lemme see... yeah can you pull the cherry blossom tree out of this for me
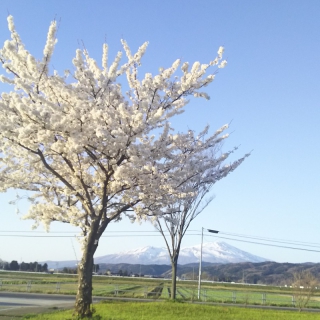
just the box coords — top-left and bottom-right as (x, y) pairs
(153, 145), (248, 300)
(1, 16), (234, 317)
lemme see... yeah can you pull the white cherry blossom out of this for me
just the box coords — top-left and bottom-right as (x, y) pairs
(0, 16), (246, 316)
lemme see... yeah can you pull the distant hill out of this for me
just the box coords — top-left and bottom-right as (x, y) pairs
(177, 261), (320, 285)
(96, 261), (320, 286)
(39, 241), (320, 285)
(40, 241), (320, 286)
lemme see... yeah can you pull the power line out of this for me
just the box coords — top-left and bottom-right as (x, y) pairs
(219, 231), (320, 248)
(1, 228), (320, 245)
(2, 228), (320, 254)
(0, 230), (199, 234)
(1, 229), (320, 248)
(205, 234), (320, 253)
(0, 233), (199, 238)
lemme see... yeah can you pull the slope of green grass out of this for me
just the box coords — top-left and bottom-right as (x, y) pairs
(24, 301), (320, 320)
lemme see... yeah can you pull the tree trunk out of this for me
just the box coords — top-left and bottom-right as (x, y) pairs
(73, 216), (110, 318)
(171, 258), (178, 300)
(74, 244), (95, 318)
(73, 217), (110, 318)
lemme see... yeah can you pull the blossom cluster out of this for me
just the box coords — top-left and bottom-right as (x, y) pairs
(0, 16), (240, 239)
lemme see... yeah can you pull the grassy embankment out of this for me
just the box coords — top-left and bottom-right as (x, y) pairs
(24, 301), (320, 320)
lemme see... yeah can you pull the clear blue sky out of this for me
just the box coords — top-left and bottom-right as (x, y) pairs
(0, 0), (319, 264)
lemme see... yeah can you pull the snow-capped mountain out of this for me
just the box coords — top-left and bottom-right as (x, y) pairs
(43, 242), (268, 269)
(94, 241), (267, 265)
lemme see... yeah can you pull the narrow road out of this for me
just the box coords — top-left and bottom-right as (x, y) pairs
(0, 292), (104, 319)
(0, 292), (76, 305)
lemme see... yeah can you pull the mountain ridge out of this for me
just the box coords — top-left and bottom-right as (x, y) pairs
(94, 241), (267, 265)
(42, 241), (268, 269)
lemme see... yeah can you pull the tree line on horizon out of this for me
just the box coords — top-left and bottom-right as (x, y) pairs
(0, 259), (48, 272)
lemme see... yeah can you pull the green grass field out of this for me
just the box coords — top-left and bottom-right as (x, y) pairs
(2, 271), (320, 309)
(24, 301), (320, 320)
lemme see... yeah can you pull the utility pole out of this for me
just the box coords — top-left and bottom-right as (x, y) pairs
(197, 228), (219, 300)
(197, 227), (204, 299)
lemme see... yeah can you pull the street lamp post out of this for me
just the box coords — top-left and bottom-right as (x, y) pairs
(197, 228), (219, 300)
(197, 227), (204, 299)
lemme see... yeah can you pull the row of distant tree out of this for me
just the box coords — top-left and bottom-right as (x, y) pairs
(105, 269), (144, 277)
(61, 264), (99, 274)
(61, 267), (77, 274)
(0, 260), (48, 272)
(0, 260), (100, 274)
